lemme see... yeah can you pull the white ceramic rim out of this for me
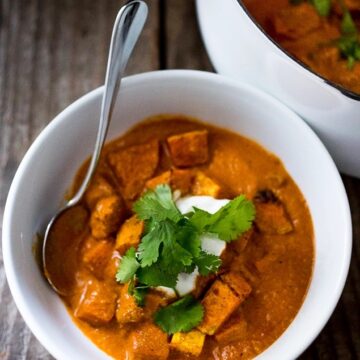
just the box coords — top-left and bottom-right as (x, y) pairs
(2, 70), (352, 360)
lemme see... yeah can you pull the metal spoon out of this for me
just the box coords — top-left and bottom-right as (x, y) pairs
(42, 0), (148, 295)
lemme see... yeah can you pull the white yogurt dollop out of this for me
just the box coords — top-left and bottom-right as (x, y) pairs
(157, 196), (229, 297)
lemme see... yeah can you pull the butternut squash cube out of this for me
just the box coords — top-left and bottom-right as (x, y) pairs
(116, 283), (144, 324)
(115, 215), (144, 255)
(127, 322), (169, 360)
(108, 140), (159, 200)
(254, 190), (293, 235)
(220, 273), (252, 301)
(192, 171), (222, 198)
(215, 318), (248, 343)
(167, 130), (209, 167)
(198, 280), (241, 335)
(103, 250), (121, 280)
(143, 290), (172, 318)
(230, 228), (254, 254)
(255, 202), (293, 235)
(145, 171), (172, 190)
(90, 195), (126, 239)
(146, 168), (193, 196)
(171, 330), (205, 356)
(192, 274), (216, 299)
(74, 279), (117, 326)
(83, 240), (113, 279)
(273, 3), (320, 40)
(254, 253), (278, 273)
(171, 168), (193, 195)
(85, 176), (115, 209)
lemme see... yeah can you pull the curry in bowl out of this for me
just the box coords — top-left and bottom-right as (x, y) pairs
(243, 0), (360, 94)
(46, 115), (314, 359)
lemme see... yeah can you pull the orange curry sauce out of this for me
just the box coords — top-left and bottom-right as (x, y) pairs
(50, 115), (314, 359)
(243, 0), (360, 94)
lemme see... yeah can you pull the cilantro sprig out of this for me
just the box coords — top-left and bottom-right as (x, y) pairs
(133, 183), (181, 222)
(338, 9), (360, 68)
(116, 184), (255, 331)
(154, 295), (204, 334)
(115, 247), (139, 283)
(311, 0), (331, 17)
(190, 195), (255, 241)
(128, 279), (148, 307)
(118, 184), (254, 290)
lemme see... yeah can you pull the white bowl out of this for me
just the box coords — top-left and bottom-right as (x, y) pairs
(196, 0), (360, 178)
(2, 70), (352, 360)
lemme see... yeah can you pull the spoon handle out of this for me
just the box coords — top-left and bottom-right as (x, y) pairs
(68, 1), (148, 206)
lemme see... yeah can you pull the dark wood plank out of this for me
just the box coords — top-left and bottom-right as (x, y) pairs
(164, 0), (212, 70)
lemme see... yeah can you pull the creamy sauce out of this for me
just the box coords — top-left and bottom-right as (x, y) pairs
(55, 115), (314, 360)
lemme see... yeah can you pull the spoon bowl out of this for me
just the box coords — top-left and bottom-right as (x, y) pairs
(43, 205), (88, 295)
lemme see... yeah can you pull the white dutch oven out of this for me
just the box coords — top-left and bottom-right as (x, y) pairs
(197, 0), (360, 177)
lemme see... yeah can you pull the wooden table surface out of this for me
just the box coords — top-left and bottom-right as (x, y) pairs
(0, 0), (359, 359)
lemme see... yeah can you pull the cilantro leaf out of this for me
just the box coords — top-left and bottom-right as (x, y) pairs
(137, 221), (168, 267)
(133, 287), (148, 307)
(341, 10), (357, 35)
(207, 196), (255, 240)
(129, 283), (149, 307)
(190, 195), (255, 242)
(337, 10), (360, 69)
(154, 295), (204, 334)
(311, 0), (331, 17)
(175, 218), (201, 257)
(116, 247), (140, 283)
(137, 260), (179, 288)
(138, 219), (193, 274)
(338, 35), (360, 68)
(188, 207), (212, 233)
(194, 251), (222, 276)
(157, 220), (194, 276)
(133, 184), (181, 222)
(182, 263), (196, 274)
(162, 237), (193, 270)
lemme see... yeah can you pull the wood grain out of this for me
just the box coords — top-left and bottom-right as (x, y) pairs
(164, 0), (212, 70)
(0, 0), (359, 359)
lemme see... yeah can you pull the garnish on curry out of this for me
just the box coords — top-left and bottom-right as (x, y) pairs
(46, 115), (314, 359)
(243, 0), (360, 94)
